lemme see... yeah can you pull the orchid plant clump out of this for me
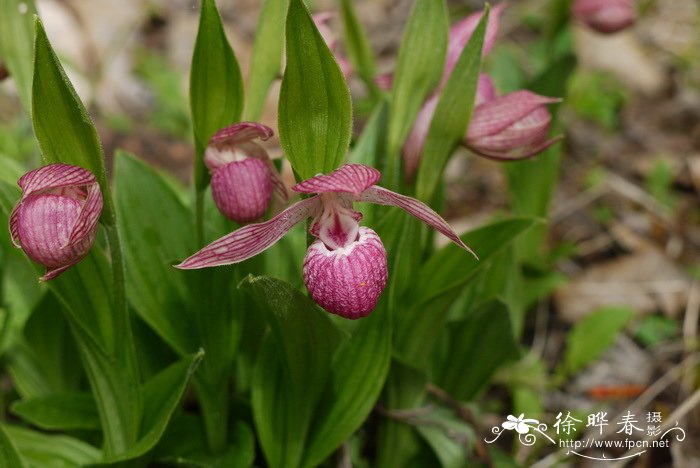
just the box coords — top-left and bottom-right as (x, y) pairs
(0, 0), (577, 466)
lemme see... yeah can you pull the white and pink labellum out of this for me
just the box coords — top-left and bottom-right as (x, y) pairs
(313, 12), (353, 79)
(9, 163), (103, 281)
(205, 122), (288, 223)
(403, 74), (496, 181)
(304, 227), (388, 319)
(572, 0), (635, 34)
(465, 90), (563, 161)
(176, 164), (473, 319)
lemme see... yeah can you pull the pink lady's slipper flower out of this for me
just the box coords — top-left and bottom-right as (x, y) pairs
(9, 163), (103, 280)
(205, 122), (288, 224)
(313, 12), (353, 79)
(464, 88), (563, 161)
(177, 164), (473, 319)
(572, 0), (635, 34)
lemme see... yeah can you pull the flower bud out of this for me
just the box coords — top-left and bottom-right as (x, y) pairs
(303, 226), (388, 319)
(464, 90), (562, 161)
(572, 0), (635, 34)
(9, 164), (103, 280)
(205, 122), (287, 224)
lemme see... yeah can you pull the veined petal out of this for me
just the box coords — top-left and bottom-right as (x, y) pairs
(402, 95), (439, 182)
(441, 3), (505, 88)
(293, 164), (381, 196)
(476, 73), (497, 106)
(360, 186), (476, 258)
(41, 258), (81, 281)
(468, 91), (561, 140)
(18, 163), (98, 197)
(470, 135), (563, 161)
(208, 122), (273, 146)
(176, 196), (321, 269)
(8, 202), (22, 248)
(65, 181), (103, 248)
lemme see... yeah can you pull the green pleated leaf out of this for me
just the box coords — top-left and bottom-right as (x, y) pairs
(3, 425), (101, 467)
(415, 7), (488, 201)
(190, 0), (244, 191)
(303, 310), (392, 467)
(31, 17), (113, 221)
(105, 350), (204, 463)
(437, 300), (521, 400)
(0, 0), (36, 111)
(347, 98), (388, 168)
(0, 425), (28, 468)
(11, 393), (100, 431)
(114, 151), (197, 356)
(385, 0), (447, 186)
(243, 275), (343, 468)
(340, 0), (377, 90)
(245, 0), (289, 121)
(278, 0), (352, 179)
(395, 218), (539, 367)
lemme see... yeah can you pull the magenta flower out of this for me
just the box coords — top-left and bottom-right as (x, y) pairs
(9, 163), (103, 280)
(313, 12), (353, 79)
(572, 0), (635, 34)
(176, 164), (473, 319)
(464, 89), (563, 161)
(205, 122), (288, 224)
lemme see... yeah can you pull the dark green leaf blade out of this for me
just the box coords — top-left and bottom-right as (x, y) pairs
(190, 0), (244, 191)
(303, 310), (391, 467)
(245, 0), (289, 121)
(243, 275), (343, 468)
(278, 0), (352, 179)
(415, 7), (488, 201)
(340, 0), (377, 90)
(437, 300), (521, 400)
(385, 0), (448, 186)
(0, 425), (28, 468)
(114, 151), (197, 356)
(4, 425), (101, 467)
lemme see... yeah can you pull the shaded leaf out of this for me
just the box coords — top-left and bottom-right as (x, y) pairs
(340, 0), (377, 89)
(4, 425), (101, 467)
(0, 425), (28, 468)
(0, 0), (36, 111)
(11, 393), (100, 431)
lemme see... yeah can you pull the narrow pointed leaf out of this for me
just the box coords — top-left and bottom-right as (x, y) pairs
(31, 18), (113, 221)
(385, 0), (448, 186)
(245, 0), (289, 120)
(303, 310), (391, 467)
(415, 7), (488, 201)
(279, 0), (352, 179)
(0, 0), (36, 110)
(190, 0), (244, 191)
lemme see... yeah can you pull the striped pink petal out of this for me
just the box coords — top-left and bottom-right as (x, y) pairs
(18, 163), (98, 197)
(65, 180), (102, 249)
(472, 135), (564, 161)
(441, 3), (505, 89)
(293, 164), (381, 196)
(211, 158), (274, 223)
(360, 185), (476, 258)
(175, 196), (321, 269)
(208, 122), (273, 146)
(475, 73), (497, 106)
(467, 91), (561, 140)
(572, 0), (634, 34)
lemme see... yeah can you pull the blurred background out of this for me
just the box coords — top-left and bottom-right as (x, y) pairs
(1, 0), (699, 465)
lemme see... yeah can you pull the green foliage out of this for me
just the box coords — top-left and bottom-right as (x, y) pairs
(568, 70), (627, 129)
(190, 0), (244, 191)
(0, 0), (36, 111)
(415, 6), (487, 201)
(385, 0), (448, 187)
(563, 307), (634, 376)
(278, 0), (352, 179)
(340, 0), (378, 92)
